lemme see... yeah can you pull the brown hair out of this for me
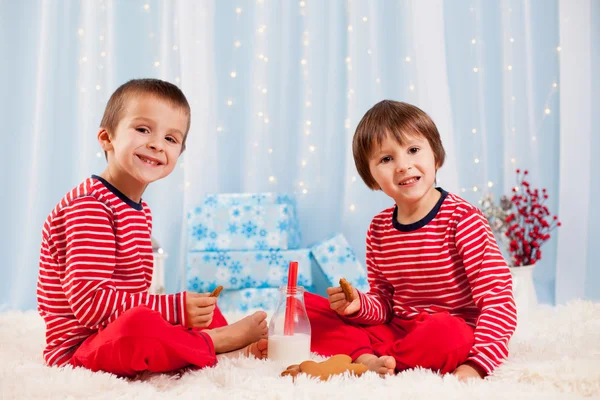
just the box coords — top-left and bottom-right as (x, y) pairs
(352, 100), (446, 189)
(100, 78), (191, 154)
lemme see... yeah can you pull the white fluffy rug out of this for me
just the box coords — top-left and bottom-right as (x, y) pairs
(2, 301), (600, 400)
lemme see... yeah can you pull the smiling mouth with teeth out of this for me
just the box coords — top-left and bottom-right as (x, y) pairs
(136, 155), (162, 166)
(399, 176), (421, 185)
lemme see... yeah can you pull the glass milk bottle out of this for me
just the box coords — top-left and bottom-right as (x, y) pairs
(268, 286), (311, 366)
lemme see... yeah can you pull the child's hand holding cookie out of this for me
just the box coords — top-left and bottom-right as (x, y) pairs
(326, 278), (360, 316)
(184, 292), (217, 328)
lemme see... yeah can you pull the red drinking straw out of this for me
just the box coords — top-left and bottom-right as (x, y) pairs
(284, 261), (298, 336)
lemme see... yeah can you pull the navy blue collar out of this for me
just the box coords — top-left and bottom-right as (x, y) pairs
(392, 187), (448, 232)
(92, 175), (143, 210)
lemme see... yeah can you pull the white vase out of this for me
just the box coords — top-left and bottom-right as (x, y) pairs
(509, 264), (538, 318)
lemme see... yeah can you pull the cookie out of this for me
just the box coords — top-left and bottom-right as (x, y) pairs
(339, 278), (355, 302)
(209, 285), (223, 297)
(281, 354), (368, 381)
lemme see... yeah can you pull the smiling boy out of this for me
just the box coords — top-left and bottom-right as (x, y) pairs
(37, 79), (268, 377)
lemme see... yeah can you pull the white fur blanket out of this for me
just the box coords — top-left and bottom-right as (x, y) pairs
(1, 301), (599, 399)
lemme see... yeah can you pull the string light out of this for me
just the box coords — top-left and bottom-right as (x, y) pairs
(234, 41), (241, 48)
(309, 145), (316, 152)
(299, 1), (306, 7)
(305, 120), (311, 126)
(99, 35), (104, 41)
(349, 204), (356, 211)
(347, 25), (353, 32)
(269, 176), (276, 183)
(305, 101), (311, 107)
(302, 188), (308, 194)
(298, 181), (304, 187)
(488, 181), (493, 188)
(143, 4), (150, 11)
(544, 108), (551, 115)
(258, 112), (263, 117)
(235, 7), (242, 15)
(173, 45), (179, 51)
(556, 46), (561, 52)
(351, 176), (357, 183)
(96, 152), (102, 158)
(471, 38), (477, 44)
(227, 99), (233, 106)
(473, 67), (479, 73)
(230, 71), (237, 78)
(473, 186), (479, 192)
(78, 28), (84, 36)
(96, 85), (101, 90)
(100, 51), (106, 57)
(507, 65), (513, 71)
(405, 56), (411, 62)
(301, 160), (307, 167)
(409, 83), (415, 91)
(474, 157), (480, 164)
(216, 126), (223, 132)
(362, 17), (368, 22)
(553, 82), (558, 88)
(472, 128), (477, 133)
(153, 61), (160, 67)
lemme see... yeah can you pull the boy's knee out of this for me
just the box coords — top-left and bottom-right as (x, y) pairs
(423, 313), (474, 355)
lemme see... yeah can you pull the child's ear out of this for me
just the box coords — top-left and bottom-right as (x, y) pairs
(97, 128), (113, 151)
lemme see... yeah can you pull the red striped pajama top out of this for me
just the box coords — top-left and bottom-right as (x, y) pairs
(37, 175), (186, 367)
(350, 188), (516, 374)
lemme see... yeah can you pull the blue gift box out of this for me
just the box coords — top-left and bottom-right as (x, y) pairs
(187, 193), (301, 251)
(186, 249), (313, 292)
(310, 233), (370, 292)
(216, 288), (281, 313)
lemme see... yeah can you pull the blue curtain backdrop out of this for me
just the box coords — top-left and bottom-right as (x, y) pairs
(1, 0), (598, 310)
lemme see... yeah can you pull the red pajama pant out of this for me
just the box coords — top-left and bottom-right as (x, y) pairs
(305, 293), (474, 374)
(70, 305), (228, 377)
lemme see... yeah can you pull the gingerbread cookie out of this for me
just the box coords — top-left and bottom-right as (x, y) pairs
(281, 354), (368, 381)
(339, 278), (355, 302)
(209, 285), (223, 298)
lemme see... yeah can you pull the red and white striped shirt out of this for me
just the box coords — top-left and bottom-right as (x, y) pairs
(351, 189), (516, 374)
(37, 176), (187, 367)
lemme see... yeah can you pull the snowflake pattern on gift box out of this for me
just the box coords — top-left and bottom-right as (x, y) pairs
(187, 193), (301, 251)
(213, 251), (230, 266)
(266, 249), (283, 265)
(228, 223), (238, 234)
(189, 276), (200, 291)
(204, 196), (218, 207)
(241, 276), (257, 288)
(193, 224), (208, 241)
(241, 221), (258, 238)
(254, 240), (269, 251)
(228, 261), (243, 274)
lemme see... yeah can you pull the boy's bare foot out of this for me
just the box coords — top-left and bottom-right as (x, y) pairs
(205, 311), (268, 354)
(218, 338), (268, 360)
(355, 354), (396, 375)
